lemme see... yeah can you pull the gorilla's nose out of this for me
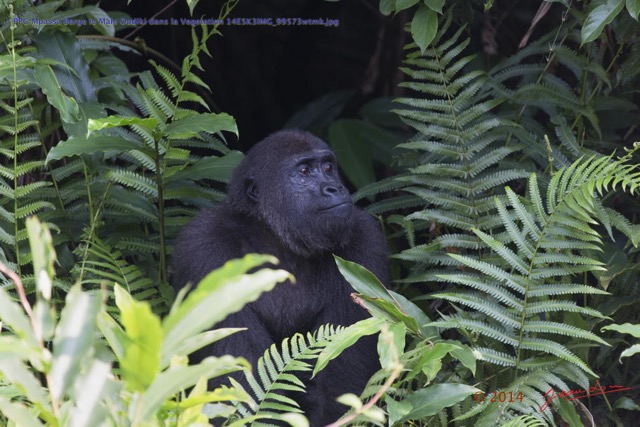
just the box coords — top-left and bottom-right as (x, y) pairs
(322, 184), (341, 196)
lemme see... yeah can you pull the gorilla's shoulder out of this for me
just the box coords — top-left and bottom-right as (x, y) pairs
(179, 205), (246, 239)
(351, 207), (384, 238)
(171, 205), (248, 287)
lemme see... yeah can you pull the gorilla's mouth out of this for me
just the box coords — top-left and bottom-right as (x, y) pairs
(319, 202), (352, 211)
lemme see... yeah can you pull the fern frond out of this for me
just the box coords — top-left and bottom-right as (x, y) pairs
(106, 169), (158, 197)
(235, 325), (343, 423)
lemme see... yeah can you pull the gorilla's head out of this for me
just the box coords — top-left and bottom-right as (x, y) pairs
(227, 130), (354, 256)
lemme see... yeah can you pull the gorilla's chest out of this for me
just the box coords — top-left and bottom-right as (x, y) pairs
(250, 257), (348, 340)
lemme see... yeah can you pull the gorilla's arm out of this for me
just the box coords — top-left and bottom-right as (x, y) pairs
(171, 206), (243, 288)
(171, 207), (276, 367)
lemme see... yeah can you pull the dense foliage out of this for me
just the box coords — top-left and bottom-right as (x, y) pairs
(1, 0), (640, 426)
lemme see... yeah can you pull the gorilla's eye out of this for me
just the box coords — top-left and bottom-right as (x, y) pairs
(323, 163), (333, 173)
(299, 166), (311, 176)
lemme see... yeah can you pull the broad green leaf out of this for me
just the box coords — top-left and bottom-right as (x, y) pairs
(602, 322), (640, 338)
(356, 295), (421, 335)
(34, 64), (80, 124)
(68, 349), (117, 427)
(389, 290), (438, 339)
(50, 285), (102, 401)
(399, 384), (480, 421)
(0, 395), (44, 427)
(313, 317), (385, 376)
(449, 343), (476, 376)
(417, 343), (461, 381)
(166, 151), (243, 183)
(26, 217), (55, 301)
(334, 256), (394, 302)
(424, 0), (445, 13)
(411, 5), (438, 54)
(46, 135), (141, 163)
(627, 0), (640, 20)
(86, 6), (116, 36)
(0, 360), (54, 421)
(335, 256), (436, 337)
(115, 284), (163, 391)
(581, 0), (625, 44)
(387, 396), (413, 426)
(97, 311), (126, 361)
(378, 322), (405, 370)
(165, 112), (238, 139)
(32, 32), (96, 102)
(187, 0), (201, 16)
(0, 283), (38, 347)
(327, 120), (377, 189)
(555, 394), (584, 427)
(0, 335), (37, 359)
(88, 116), (159, 132)
(620, 344), (640, 359)
(162, 255), (292, 359)
(161, 328), (245, 368)
(396, 0), (421, 11)
(136, 356), (248, 422)
(379, 0), (396, 16)
(614, 396), (640, 410)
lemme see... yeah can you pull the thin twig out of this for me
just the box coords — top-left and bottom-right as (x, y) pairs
(0, 261), (34, 322)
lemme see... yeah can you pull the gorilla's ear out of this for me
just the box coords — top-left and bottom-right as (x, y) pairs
(245, 178), (259, 202)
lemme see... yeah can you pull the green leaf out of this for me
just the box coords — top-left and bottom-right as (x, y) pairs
(49, 285), (102, 401)
(627, 0), (640, 20)
(313, 317), (385, 376)
(33, 64), (80, 123)
(378, 322), (406, 370)
(424, 0), (446, 13)
(581, 0), (625, 44)
(416, 342), (462, 381)
(68, 349), (117, 427)
(335, 256), (396, 302)
(396, 0), (421, 11)
(97, 311), (127, 361)
(187, 0), (201, 15)
(162, 255), (292, 360)
(327, 120), (383, 189)
(411, 5), (438, 54)
(136, 356), (248, 422)
(46, 135), (141, 163)
(166, 151), (243, 183)
(602, 322), (640, 338)
(555, 394), (584, 427)
(26, 217), (55, 301)
(335, 256), (437, 337)
(88, 116), (159, 132)
(620, 343), (640, 359)
(32, 32), (96, 102)
(0, 284), (38, 347)
(115, 284), (163, 391)
(0, 395), (44, 427)
(164, 112), (238, 139)
(0, 360), (54, 421)
(399, 384), (480, 421)
(379, 0), (396, 16)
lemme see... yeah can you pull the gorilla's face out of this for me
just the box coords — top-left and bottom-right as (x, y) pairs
(286, 149), (353, 217)
(227, 130), (355, 257)
(266, 148), (354, 256)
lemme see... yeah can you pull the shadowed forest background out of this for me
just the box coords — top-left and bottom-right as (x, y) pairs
(1, 0), (640, 426)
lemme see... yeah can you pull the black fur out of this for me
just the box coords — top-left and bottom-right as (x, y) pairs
(171, 129), (389, 425)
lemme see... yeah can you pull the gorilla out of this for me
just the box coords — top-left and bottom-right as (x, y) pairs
(171, 129), (389, 425)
